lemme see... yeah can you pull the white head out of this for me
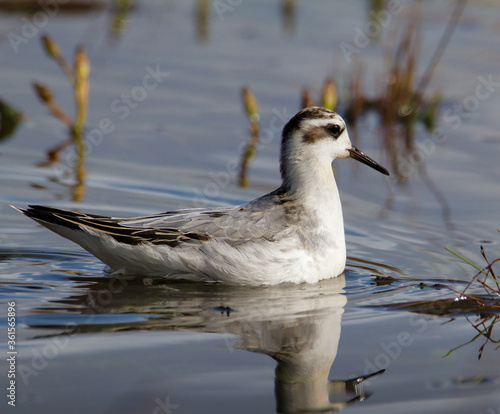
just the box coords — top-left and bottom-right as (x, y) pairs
(280, 107), (389, 193)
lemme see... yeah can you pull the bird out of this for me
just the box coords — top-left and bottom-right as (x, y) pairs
(15, 107), (389, 285)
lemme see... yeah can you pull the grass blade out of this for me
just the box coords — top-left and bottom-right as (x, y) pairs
(445, 248), (488, 275)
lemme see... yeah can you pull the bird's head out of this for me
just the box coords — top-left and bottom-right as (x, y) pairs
(280, 107), (389, 185)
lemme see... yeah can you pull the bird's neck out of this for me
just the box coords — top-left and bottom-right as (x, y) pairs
(279, 146), (345, 249)
(280, 152), (340, 205)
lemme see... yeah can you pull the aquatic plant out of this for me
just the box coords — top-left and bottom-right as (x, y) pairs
(0, 99), (24, 141)
(443, 245), (500, 359)
(378, 243), (499, 359)
(344, 0), (466, 182)
(109, 0), (134, 40)
(32, 34), (90, 201)
(446, 246), (500, 305)
(300, 78), (338, 111)
(237, 1), (465, 189)
(232, 1), (464, 193)
(238, 86), (260, 188)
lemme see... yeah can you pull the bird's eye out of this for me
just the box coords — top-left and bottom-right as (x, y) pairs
(328, 124), (342, 138)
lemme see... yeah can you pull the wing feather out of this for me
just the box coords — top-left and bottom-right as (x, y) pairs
(20, 191), (292, 248)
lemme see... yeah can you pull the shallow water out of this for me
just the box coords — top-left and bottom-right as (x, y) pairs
(1, 1), (500, 413)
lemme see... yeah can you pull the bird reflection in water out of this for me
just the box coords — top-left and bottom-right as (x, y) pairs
(32, 273), (384, 412)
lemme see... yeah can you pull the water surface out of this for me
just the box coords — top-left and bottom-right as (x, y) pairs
(1, 1), (500, 413)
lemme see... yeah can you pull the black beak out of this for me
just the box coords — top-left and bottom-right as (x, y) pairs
(348, 147), (390, 176)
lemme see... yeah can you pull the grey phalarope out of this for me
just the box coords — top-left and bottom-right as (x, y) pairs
(15, 107), (389, 285)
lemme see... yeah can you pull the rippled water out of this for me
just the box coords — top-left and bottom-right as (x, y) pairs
(1, 1), (500, 413)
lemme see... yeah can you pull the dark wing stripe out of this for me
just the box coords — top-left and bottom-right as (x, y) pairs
(184, 232), (211, 241)
(23, 205), (211, 248)
(202, 211), (229, 218)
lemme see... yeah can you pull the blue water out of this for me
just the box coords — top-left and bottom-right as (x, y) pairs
(1, 1), (500, 413)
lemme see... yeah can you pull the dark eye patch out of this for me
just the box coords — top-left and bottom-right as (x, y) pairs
(328, 124), (342, 138)
(302, 123), (344, 144)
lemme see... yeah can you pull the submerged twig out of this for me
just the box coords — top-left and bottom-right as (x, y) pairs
(445, 315), (499, 360)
